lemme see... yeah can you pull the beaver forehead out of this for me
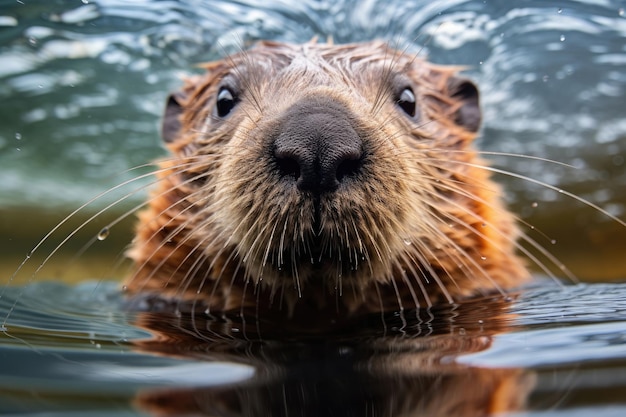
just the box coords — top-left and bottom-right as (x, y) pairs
(228, 41), (418, 88)
(247, 40), (407, 68)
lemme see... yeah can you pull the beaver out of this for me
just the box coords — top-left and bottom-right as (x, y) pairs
(124, 40), (530, 317)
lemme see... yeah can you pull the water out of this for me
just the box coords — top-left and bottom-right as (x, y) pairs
(2, 281), (626, 416)
(1, 0), (626, 416)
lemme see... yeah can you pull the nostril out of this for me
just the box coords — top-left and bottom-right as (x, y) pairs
(275, 154), (301, 181)
(336, 156), (362, 183)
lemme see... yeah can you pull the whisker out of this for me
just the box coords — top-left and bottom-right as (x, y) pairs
(373, 281), (388, 333)
(405, 149), (626, 228)
(397, 252), (432, 309)
(484, 164), (625, 227)
(3, 167), (156, 288)
(402, 229), (457, 303)
(395, 257), (422, 311)
(388, 271), (405, 314)
(418, 172), (574, 283)
(1, 161), (218, 325)
(377, 143), (597, 250)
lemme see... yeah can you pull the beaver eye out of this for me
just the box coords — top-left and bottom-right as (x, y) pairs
(397, 87), (416, 118)
(215, 87), (237, 118)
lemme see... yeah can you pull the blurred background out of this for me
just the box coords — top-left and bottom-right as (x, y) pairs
(1, 0), (625, 284)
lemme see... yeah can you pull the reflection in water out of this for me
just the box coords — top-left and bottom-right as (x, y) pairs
(3, 282), (626, 415)
(130, 295), (535, 417)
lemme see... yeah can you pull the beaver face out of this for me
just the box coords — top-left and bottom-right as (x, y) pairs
(126, 41), (528, 314)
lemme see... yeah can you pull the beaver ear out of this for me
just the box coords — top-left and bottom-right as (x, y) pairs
(449, 77), (481, 132)
(161, 92), (185, 143)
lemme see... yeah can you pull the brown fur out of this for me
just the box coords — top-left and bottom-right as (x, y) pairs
(124, 40), (529, 316)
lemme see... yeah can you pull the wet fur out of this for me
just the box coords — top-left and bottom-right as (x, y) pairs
(125, 40), (530, 316)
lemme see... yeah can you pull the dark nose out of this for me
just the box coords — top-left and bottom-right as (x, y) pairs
(273, 99), (363, 193)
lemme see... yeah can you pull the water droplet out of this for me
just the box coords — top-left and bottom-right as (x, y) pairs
(403, 239), (412, 246)
(479, 61), (483, 65)
(95, 343), (101, 349)
(542, 75), (549, 82)
(478, 319), (484, 324)
(480, 256), (487, 261)
(26, 250), (32, 259)
(557, 8), (563, 14)
(619, 8), (624, 17)
(531, 202), (538, 208)
(559, 34), (565, 42)
(15, 132), (21, 140)
(82, 0), (89, 3)
(121, 285), (128, 292)
(97, 227), (109, 241)
(551, 239), (557, 245)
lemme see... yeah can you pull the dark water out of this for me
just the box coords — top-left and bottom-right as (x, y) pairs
(1, 0), (626, 416)
(2, 281), (626, 416)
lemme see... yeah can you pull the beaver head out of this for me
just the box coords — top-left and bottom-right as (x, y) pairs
(125, 40), (528, 315)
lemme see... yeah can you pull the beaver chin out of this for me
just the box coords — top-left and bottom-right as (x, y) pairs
(262, 239), (375, 290)
(238, 197), (394, 293)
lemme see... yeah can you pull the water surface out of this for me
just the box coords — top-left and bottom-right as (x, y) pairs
(2, 282), (626, 416)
